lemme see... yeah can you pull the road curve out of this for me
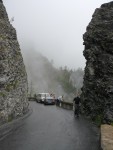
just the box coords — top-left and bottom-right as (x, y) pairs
(0, 101), (100, 150)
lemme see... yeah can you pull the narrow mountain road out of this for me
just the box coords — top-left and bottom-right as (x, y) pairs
(0, 101), (100, 150)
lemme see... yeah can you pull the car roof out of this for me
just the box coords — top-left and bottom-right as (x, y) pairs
(38, 93), (49, 94)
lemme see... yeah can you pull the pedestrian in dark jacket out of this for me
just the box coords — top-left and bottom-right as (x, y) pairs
(73, 96), (81, 117)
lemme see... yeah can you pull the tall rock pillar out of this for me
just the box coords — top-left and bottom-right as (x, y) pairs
(81, 2), (113, 124)
(0, 1), (28, 124)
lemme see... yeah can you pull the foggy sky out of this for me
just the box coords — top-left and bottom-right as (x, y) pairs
(4, 0), (111, 69)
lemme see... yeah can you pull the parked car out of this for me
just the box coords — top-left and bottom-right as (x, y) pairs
(36, 93), (55, 105)
(36, 93), (50, 103)
(44, 95), (55, 105)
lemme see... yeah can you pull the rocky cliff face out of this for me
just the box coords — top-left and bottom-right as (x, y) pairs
(81, 2), (113, 124)
(0, 1), (28, 124)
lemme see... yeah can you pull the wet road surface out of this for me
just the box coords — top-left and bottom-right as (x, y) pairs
(0, 101), (100, 150)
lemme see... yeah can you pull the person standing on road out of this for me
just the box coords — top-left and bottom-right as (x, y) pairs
(73, 94), (81, 117)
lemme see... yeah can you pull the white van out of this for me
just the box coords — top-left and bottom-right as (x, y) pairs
(36, 93), (55, 105)
(36, 93), (51, 103)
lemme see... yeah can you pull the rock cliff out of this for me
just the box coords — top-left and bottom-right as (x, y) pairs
(81, 2), (113, 124)
(0, 1), (28, 124)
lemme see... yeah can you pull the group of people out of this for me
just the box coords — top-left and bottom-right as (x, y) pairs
(56, 95), (63, 105)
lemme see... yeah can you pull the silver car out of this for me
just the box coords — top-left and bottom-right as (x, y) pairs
(44, 95), (55, 105)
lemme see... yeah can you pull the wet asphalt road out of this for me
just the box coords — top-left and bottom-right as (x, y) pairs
(0, 101), (100, 150)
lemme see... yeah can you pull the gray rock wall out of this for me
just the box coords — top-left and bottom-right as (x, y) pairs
(81, 2), (113, 124)
(0, 1), (28, 125)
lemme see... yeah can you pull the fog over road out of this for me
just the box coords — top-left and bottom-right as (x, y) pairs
(0, 102), (100, 150)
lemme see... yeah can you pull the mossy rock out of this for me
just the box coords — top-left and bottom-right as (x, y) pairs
(93, 114), (103, 127)
(0, 92), (5, 97)
(5, 80), (19, 92)
(8, 114), (13, 122)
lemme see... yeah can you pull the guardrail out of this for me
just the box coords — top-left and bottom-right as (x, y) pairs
(56, 101), (73, 110)
(28, 97), (36, 101)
